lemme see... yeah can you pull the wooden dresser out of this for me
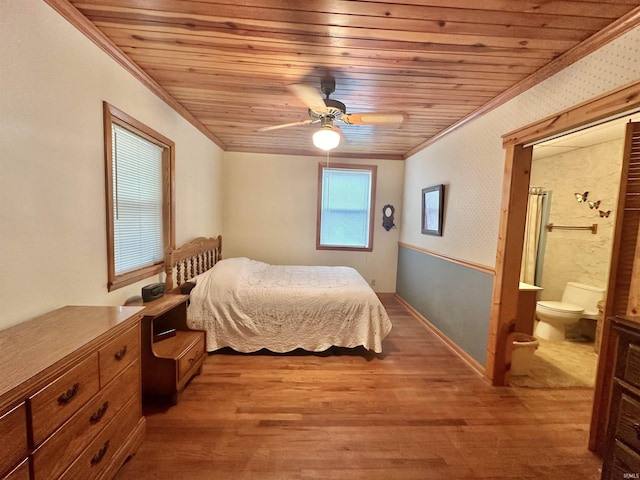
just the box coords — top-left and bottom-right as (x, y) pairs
(0, 305), (146, 480)
(602, 315), (640, 478)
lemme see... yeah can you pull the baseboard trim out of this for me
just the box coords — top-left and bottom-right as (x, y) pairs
(394, 293), (486, 379)
(376, 292), (396, 300)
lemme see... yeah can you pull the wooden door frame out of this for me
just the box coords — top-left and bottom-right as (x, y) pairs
(486, 81), (640, 451)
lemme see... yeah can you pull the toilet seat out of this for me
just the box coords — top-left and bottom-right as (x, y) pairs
(536, 301), (584, 314)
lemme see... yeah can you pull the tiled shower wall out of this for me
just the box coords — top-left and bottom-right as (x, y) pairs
(531, 138), (625, 301)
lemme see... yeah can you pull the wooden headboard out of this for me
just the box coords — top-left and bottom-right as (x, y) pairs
(165, 235), (222, 291)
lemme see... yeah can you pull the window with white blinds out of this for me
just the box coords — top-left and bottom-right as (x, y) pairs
(317, 163), (376, 251)
(104, 102), (174, 291)
(112, 124), (164, 274)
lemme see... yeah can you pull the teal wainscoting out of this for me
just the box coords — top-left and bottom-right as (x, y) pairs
(396, 245), (494, 366)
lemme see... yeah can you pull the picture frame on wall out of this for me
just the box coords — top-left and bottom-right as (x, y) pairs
(421, 184), (444, 236)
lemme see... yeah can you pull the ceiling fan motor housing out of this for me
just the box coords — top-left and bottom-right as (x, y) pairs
(311, 77), (346, 119)
(309, 98), (346, 120)
(265, 76), (405, 132)
(325, 98), (346, 114)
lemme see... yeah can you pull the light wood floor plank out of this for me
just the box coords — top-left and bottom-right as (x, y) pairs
(116, 296), (601, 479)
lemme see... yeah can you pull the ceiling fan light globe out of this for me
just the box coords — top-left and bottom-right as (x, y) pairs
(313, 126), (341, 151)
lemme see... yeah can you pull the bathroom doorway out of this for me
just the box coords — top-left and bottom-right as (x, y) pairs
(489, 80), (640, 454)
(514, 118), (633, 387)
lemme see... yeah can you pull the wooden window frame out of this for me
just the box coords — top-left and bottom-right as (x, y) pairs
(316, 163), (377, 252)
(103, 102), (175, 291)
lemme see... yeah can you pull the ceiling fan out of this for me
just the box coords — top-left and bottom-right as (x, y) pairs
(258, 77), (407, 150)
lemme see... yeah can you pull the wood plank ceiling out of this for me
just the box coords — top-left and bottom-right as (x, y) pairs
(63, 0), (640, 159)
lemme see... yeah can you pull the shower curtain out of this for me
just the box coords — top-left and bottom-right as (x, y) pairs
(520, 187), (545, 284)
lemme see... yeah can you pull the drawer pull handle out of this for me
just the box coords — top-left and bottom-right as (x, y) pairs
(90, 401), (109, 424)
(91, 440), (109, 466)
(189, 350), (203, 363)
(114, 345), (128, 361)
(633, 423), (640, 440)
(57, 383), (80, 405)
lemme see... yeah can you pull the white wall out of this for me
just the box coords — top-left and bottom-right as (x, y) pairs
(0, 0), (224, 329)
(401, 27), (640, 269)
(223, 152), (404, 292)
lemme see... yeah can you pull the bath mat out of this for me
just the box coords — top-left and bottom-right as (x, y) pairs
(510, 338), (597, 388)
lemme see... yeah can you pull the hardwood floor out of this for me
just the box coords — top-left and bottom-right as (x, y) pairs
(116, 296), (602, 480)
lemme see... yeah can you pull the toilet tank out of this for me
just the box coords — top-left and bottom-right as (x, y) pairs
(562, 282), (605, 314)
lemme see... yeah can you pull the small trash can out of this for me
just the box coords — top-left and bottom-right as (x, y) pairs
(511, 333), (539, 376)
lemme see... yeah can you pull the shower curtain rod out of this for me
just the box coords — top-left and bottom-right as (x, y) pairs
(546, 223), (598, 234)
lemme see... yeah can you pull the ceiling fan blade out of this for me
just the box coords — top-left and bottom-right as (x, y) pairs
(257, 119), (314, 132)
(288, 83), (328, 113)
(341, 113), (407, 125)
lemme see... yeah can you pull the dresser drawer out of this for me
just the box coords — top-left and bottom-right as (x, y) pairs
(0, 403), (27, 476)
(30, 353), (100, 446)
(623, 343), (640, 390)
(2, 459), (29, 480)
(610, 439), (640, 477)
(32, 362), (140, 480)
(178, 334), (205, 380)
(616, 392), (640, 452)
(58, 394), (141, 480)
(99, 325), (140, 387)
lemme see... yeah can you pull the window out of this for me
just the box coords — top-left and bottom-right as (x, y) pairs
(104, 102), (174, 291)
(317, 163), (377, 251)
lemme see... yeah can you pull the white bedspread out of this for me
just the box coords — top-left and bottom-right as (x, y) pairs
(187, 257), (392, 353)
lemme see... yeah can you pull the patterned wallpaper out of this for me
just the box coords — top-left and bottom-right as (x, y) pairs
(401, 27), (640, 269)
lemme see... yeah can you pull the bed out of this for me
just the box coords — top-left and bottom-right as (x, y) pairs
(165, 236), (392, 353)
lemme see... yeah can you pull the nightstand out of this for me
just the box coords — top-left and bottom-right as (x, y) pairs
(135, 294), (206, 404)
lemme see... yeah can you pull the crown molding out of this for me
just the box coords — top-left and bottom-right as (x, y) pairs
(42, 0), (226, 150)
(404, 7), (640, 159)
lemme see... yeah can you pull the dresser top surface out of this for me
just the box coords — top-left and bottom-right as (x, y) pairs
(0, 305), (144, 400)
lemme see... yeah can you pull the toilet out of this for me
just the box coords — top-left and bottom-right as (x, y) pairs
(534, 282), (605, 341)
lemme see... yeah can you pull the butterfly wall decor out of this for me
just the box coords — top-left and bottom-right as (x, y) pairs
(572, 191), (611, 218)
(575, 191), (588, 202)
